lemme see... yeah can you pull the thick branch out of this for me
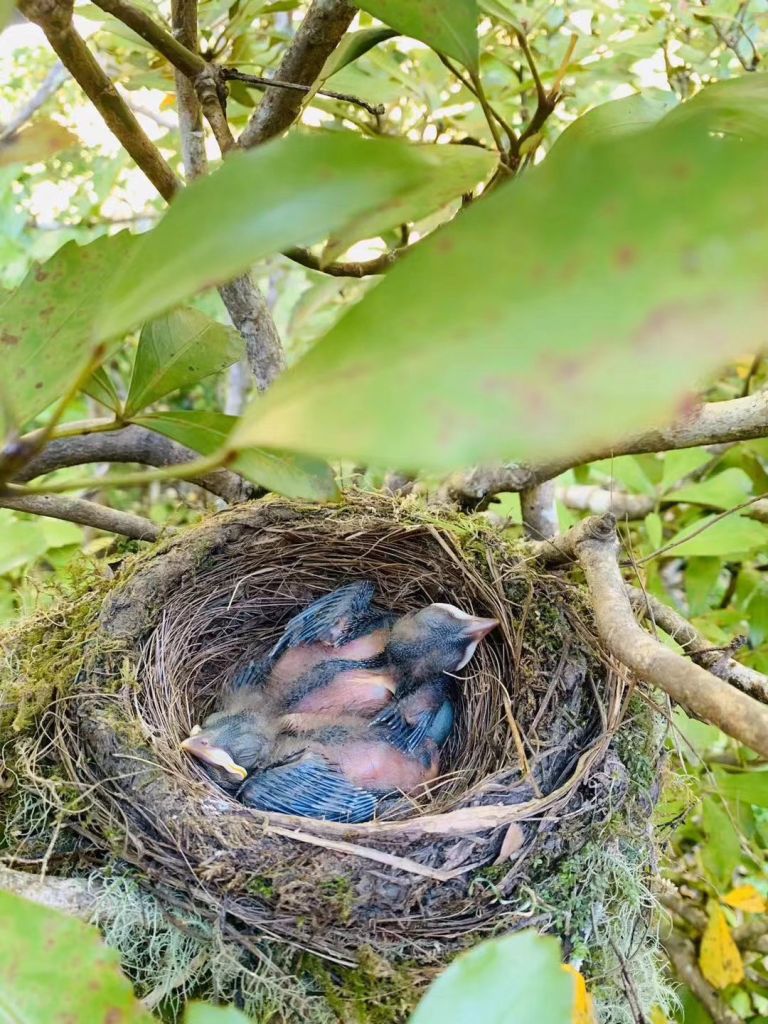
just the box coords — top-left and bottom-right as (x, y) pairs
(448, 392), (768, 503)
(520, 481), (558, 540)
(628, 587), (768, 703)
(530, 514), (768, 756)
(0, 62), (68, 140)
(0, 866), (97, 919)
(218, 277), (284, 391)
(0, 493), (162, 541)
(13, 425), (252, 504)
(239, 0), (356, 149)
(91, 0), (205, 78)
(18, 0), (179, 202)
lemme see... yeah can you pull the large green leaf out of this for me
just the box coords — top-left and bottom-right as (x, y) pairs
(701, 797), (741, 889)
(134, 410), (339, 500)
(0, 890), (152, 1024)
(409, 931), (572, 1024)
(322, 26), (399, 78)
(229, 124), (768, 472)
(664, 515), (768, 559)
(0, 233), (136, 435)
(661, 73), (768, 139)
(665, 468), (753, 510)
(96, 134), (466, 343)
(355, 1), (479, 71)
(323, 143), (497, 262)
(125, 307), (243, 416)
(714, 769), (768, 808)
(550, 91), (678, 158)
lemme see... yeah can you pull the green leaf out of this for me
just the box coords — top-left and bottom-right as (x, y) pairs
(664, 515), (768, 559)
(354, 0), (478, 71)
(96, 134), (463, 343)
(701, 797), (741, 889)
(662, 447), (713, 486)
(231, 125), (768, 471)
(83, 365), (122, 413)
(0, 233), (136, 435)
(551, 91), (679, 157)
(323, 143), (497, 262)
(665, 468), (753, 509)
(0, 517), (48, 574)
(645, 512), (663, 550)
(685, 557), (722, 616)
(409, 931), (572, 1024)
(0, 119), (78, 168)
(323, 26), (399, 78)
(661, 73), (768, 140)
(134, 411), (339, 500)
(714, 769), (768, 808)
(0, 890), (152, 1024)
(185, 1004), (252, 1024)
(125, 307), (243, 416)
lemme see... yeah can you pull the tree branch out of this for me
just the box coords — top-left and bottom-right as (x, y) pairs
(238, 0), (356, 149)
(218, 276), (284, 392)
(91, 0), (205, 78)
(0, 62), (68, 141)
(0, 493), (162, 541)
(12, 425), (252, 504)
(0, 865), (98, 919)
(283, 244), (400, 277)
(661, 928), (741, 1024)
(18, 0), (179, 202)
(222, 67), (384, 119)
(530, 513), (768, 756)
(447, 392), (768, 504)
(171, 0), (207, 179)
(628, 587), (768, 703)
(520, 481), (558, 539)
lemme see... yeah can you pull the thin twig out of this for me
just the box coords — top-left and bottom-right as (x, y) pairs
(222, 67), (384, 118)
(0, 492), (162, 541)
(0, 63), (69, 141)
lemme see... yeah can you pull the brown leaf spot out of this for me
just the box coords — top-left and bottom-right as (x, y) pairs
(34, 266), (48, 281)
(0, 331), (19, 346)
(436, 236), (454, 254)
(671, 161), (691, 180)
(35, 381), (44, 389)
(614, 245), (636, 269)
(104, 1008), (125, 1024)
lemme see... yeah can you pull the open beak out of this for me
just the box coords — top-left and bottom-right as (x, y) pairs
(456, 616), (499, 670)
(181, 734), (248, 780)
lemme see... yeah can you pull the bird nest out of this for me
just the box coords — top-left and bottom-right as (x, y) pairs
(2, 493), (665, 1019)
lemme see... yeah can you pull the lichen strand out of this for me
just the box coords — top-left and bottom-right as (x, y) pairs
(0, 493), (666, 1022)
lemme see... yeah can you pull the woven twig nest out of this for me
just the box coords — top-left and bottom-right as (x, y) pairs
(4, 493), (664, 1017)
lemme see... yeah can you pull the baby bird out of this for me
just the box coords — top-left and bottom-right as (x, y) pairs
(372, 603), (499, 752)
(236, 604), (498, 822)
(181, 581), (393, 785)
(237, 715), (441, 823)
(234, 580), (396, 717)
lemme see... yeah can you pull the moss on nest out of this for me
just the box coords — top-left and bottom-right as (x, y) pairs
(0, 492), (670, 1021)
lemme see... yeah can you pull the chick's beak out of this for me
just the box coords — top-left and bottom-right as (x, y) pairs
(180, 733), (248, 780)
(463, 616), (499, 641)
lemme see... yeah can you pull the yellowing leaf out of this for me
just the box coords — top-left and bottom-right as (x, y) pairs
(160, 94), (176, 110)
(722, 885), (767, 913)
(699, 902), (744, 989)
(649, 1007), (669, 1024)
(562, 964), (597, 1024)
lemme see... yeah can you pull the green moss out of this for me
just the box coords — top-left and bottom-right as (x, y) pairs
(304, 948), (421, 1024)
(246, 876), (275, 899)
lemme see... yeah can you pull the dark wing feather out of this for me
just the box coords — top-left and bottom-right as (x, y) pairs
(269, 581), (377, 657)
(238, 761), (376, 823)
